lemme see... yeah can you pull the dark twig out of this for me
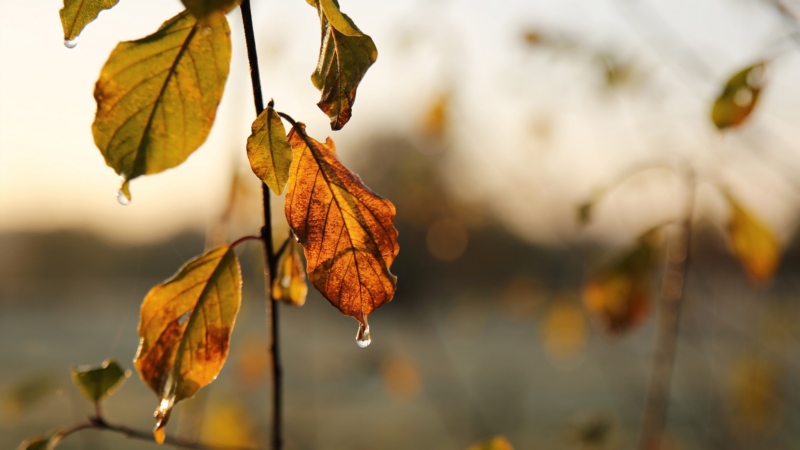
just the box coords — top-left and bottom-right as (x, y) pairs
(52, 416), (261, 450)
(638, 171), (695, 450)
(240, 1), (282, 449)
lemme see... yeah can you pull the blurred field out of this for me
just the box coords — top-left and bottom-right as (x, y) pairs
(2, 220), (799, 449)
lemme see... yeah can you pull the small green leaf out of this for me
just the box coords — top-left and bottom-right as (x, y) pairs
(181, 0), (241, 21)
(246, 101), (292, 195)
(92, 11), (232, 188)
(5, 374), (60, 415)
(309, 0), (377, 130)
(70, 359), (130, 402)
(60, 0), (119, 43)
(711, 63), (766, 130)
(17, 429), (64, 450)
(133, 245), (242, 440)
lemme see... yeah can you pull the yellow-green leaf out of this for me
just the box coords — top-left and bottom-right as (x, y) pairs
(711, 63), (766, 130)
(92, 11), (231, 187)
(725, 194), (781, 285)
(318, 0), (360, 36)
(309, 0), (377, 130)
(70, 359), (131, 402)
(60, 0), (119, 44)
(468, 436), (514, 450)
(133, 245), (242, 440)
(272, 238), (308, 306)
(246, 102), (292, 195)
(284, 123), (399, 326)
(181, 0), (241, 21)
(582, 231), (658, 335)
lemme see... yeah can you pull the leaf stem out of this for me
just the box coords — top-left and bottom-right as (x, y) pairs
(240, 2), (282, 449)
(51, 416), (261, 450)
(230, 234), (262, 249)
(276, 111), (299, 129)
(638, 171), (696, 450)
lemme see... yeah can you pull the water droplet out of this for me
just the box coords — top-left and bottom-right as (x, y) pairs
(64, 37), (79, 49)
(356, 322), (371, 348)
(281, 275), (291, 288)
(117, 190), (130, 205)
(117, 179), (131, 205)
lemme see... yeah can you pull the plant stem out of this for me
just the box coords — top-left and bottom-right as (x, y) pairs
(638, 174), (695, 450)
(52, 416), (260, 450)
(240, 2), (282, 449)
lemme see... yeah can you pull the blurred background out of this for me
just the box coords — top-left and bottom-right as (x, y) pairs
(2, 0), (800, 449)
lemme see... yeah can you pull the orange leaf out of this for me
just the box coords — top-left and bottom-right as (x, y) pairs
(582, 231), (658, 335)
(133, 245), (242, 438)
(284, 123), (399, 326)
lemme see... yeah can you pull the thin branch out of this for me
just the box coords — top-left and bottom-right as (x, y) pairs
(638, 171), (696, 450)
(52, 416), (261, 450)
(276, 111), (300, 130)
(230, 235), (262, 249)
(239, 2), (283, 450)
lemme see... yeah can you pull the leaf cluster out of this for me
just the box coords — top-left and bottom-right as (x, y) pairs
(48, 0), (399, 444)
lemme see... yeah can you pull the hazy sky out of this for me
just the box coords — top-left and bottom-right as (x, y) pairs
(1, 0), (799, 244)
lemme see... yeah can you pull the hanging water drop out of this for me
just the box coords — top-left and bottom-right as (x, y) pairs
(117, 189), (130, 205)
(117, 178), (131, 206)
(64, 37), (79, 49)
(355, 322), (371, 348)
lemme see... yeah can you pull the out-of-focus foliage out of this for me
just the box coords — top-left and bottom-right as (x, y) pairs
(540, 299), (587, 366)
(727, 355), (781, 434)
(284, 123), (399, 326)
(725, 193), (780, 285)
(582, 231), (660, 335)
(468, 435), (514, 450)
(199, 400), (257, 447)
(4, 375), (60, 416)
(272, 238), (308, 306)
(246, 102), (292, 195)
(380, 353), (422, 400)
(309, 0), (377, 130)
(133, 245), (242, 441)
(59, 0), (118, 42)
(233, 335), (271, 388)
(422, 92), (450, 137)
(569, 415), (616, 450)
(92, 11), (231, 197)
(711, 63), (766, 129)
(426, 218), (468, 262)
(70, 359), (130, 402)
